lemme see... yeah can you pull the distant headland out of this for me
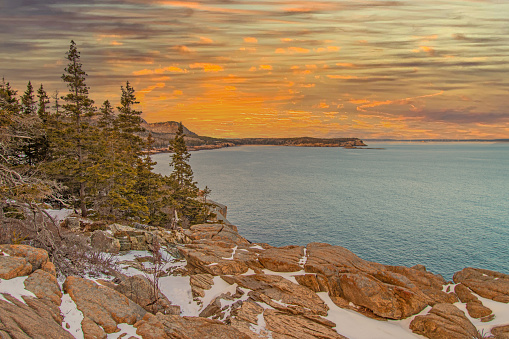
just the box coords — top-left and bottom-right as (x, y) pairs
(141, 120), (367, 152)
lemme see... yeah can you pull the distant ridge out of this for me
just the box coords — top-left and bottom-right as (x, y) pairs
(142, 120), (367, 151)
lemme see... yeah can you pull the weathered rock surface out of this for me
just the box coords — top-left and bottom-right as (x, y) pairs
(81, 315), (107, 339)
(63, 276), (146, 333)
(223, 274), (329, 316)
(454, 268), (509, 303)
(492, 325), (509, 339)
(185, 224), (250, 245)
(409, 303), (480, 339)
(0, 293), (73, 338)
(0, 255), (32, 280)
(264, 309), (348, 339)
(0, 244), (48, 271)
(114, 275), (180, 315)
(258, 245), (305, 272)
(24, 269), (62, 306)
(90, 230), (121, 254)
(134, 313), (253, 338)
(303, 242), (431, 319)
(454, 283), (493, 319)
(190, 273), (214, 298)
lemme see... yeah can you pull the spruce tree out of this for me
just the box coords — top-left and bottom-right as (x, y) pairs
(58, 40), (95, 217)
(168, 122), (202, 227)
(21, 81), (36, 116)
(37, 84), (50, 123)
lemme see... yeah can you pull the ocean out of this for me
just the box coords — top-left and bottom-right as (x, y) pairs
(152, 142), (509, 279)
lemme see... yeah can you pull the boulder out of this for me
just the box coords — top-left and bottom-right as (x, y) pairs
(454, 283), (493, 319)
(0, 244), (48, 271)
(190, 273), (214, 297)
(114, 275), (180, 315)
(258, 245), (305, 272)
(0, 293), (73, 338)
(90, 230), (120, 254)
(492, 325), (509, 339)
(453, 268), (509, 303)
(222, 274), (328, 316)
(336, 272), (428, 319)
(179, 242), (261, 275)
(41, 260), (57, 276)
(63, 276), (146, 333)
(186, 224), (250, 245)
(0, 256), (32, 280)
(295, 273), (329, 292)
(263, 309), (348, 339)
(303, 243), (429, 319)
(134, 313), (252, 339)
(410, 303), (480, 339)
(81, 315), (107, 339)
(24, 269), (62, 306)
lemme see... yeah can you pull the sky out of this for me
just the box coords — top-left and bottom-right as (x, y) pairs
(1, 0), (509, 139)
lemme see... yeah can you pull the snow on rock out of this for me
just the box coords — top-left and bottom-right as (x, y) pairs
(60, 293), (85, 339)
(0, 276), (36, 304)
(317, 292), (425, 339)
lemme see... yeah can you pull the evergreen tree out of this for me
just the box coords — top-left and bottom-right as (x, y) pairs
(51, 40), (96, 217)
(168, 122), (203, 227)
(21, 81), (36, 116)
(37, 84), (50, 123)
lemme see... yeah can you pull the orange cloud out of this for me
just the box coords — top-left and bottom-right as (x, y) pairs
(336, 63), (357, 68)
(173, 45), (191, 54)
(412, 46), (436, 56)
(199, 37), (214, 44)
(190, 63), (224, 72)
(259, 65), (273, 70)
(173, 90), (183, 96)
(275, 47), (310, 54)
(327, 75), (358, 79)
(315, 46), (340, 53)
(243, 37), (258, 43)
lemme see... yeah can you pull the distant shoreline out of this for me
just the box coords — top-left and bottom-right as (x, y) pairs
(365, 139), (509, 142)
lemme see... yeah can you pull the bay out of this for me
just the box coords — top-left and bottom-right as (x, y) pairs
(152, 142), (509, 279)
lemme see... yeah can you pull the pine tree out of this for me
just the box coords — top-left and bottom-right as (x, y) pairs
(21, 81), (36, 116)
(168, 122), (203, 227)
(55, 40), (96, 217)
(37, 84), (50, 123)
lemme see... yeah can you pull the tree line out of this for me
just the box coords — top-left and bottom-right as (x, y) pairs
(1, 40), (206, 235)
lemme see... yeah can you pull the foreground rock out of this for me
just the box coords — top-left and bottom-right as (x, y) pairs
(454, 268), (509, 303)
(0, 293), (74, 339)
(63, 276), (147, 334)
(410, 303), (481, 339)
(135, 313), (252, 338)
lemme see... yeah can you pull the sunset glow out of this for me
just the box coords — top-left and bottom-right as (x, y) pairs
(1, 0), (508, 139)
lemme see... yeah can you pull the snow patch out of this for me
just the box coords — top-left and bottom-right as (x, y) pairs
(44, 209), (75, 223)
(158, 275), (200, 316)
(222, 246), (238, 260)
(60, 293), (84, 339)
(0, 277), (36, 304)
(250, 245), (265, 250)
(298, 248), (308, 267)
(107, 323), (141, 339)
(317, 292), (425, 338)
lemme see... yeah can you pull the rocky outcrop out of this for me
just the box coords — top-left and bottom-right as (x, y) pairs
(114, 275), (180, 315)
(134, 312), (253, 339)
(63, 276), (147, 333)
(0, 255), (32, 279)
(258, 245), (305, 272)
(492, 325), (509, 339)
(454, 283), (493, 320)
(303, 242), (433, 319)
(454, 267), (509, 303)
(24, 269), (62, 306)
(0, 244), (49, 271)
(0, 293), (74, 339)
(409, 303), (481, 339)
(90, 230), (121, 254)
(223, 274), (329, 316)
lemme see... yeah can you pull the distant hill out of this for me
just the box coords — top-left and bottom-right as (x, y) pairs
(142, 120), (367, 150)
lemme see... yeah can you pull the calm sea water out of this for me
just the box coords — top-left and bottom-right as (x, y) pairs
(152, 143), (509, 279)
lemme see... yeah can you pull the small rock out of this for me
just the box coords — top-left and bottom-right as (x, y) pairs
(0, 256), (32, 280)
(410, 303), (480, 339)
(90, 230), (121, 254)
(24, 269), (62, 306)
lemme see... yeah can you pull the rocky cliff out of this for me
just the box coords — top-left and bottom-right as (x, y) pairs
(1, 217), (508, 338)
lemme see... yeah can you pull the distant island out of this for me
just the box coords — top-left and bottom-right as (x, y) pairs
(142, 120), (367, 151)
